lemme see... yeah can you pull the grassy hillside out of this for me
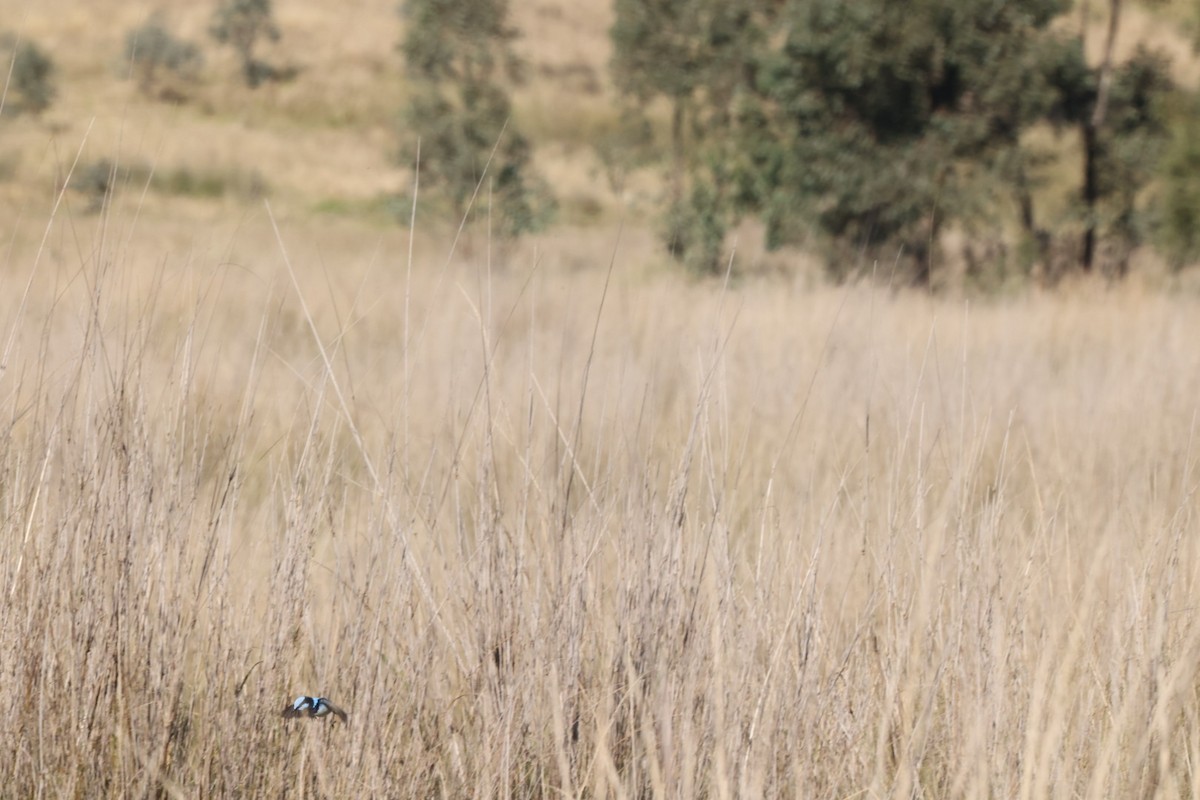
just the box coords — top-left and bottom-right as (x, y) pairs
(0, 0), (630, 229)
(0, 1), (1195, 242)
(0, 0), (1195, 283)
(3, 1), (1200, 796)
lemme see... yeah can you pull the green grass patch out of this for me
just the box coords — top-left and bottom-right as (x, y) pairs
(152, 165), (268, 200)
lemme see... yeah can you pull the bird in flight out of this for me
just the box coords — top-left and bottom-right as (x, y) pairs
(282, 695), (348, 723)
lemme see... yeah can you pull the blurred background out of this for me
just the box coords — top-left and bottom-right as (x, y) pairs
(2, 0), (1199, 289)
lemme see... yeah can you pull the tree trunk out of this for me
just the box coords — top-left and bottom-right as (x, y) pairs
(1081, 122), (1099, 271)
(670, 98), (685, 207)
(1081, 0), (1121, 272)
(1013, 155), (1050, 270)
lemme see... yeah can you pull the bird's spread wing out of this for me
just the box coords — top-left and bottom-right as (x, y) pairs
(281, 697), (307, 718)
(322, 700), (349, 723)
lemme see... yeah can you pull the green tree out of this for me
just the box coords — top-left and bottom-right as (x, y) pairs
(1086, 47), (1173, 275)
(1158, 95), (1200, 268)
(209, 0), (279, 88)
(611, 0), (760, 199)
(0, 35), (55, 115)
(398, 0), (550, 237)
(611, 0), (766, 273)
(1041, 30), (1173, 275)
(743, 0), (1067, 282)
(125, 15), (204, 99)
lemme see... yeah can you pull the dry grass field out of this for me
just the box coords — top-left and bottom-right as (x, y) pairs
(6, 194), (1200, 796)
(4, 1), (1200, 797)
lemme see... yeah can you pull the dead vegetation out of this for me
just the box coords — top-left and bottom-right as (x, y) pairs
(3, 195), (1200, 795)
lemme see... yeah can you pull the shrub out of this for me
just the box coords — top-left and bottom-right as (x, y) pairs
(69, 159), (149, 213)
(125, 15), (204, 99)
(209, 0), (280, 88)
(1157, 94), (1200, 269)
(0, 35), (55, 114)
(665, 175), (728, 275)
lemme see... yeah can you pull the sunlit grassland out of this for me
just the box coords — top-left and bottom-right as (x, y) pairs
(2, 0), (1200, 794)
(3, 192), (1200, 796)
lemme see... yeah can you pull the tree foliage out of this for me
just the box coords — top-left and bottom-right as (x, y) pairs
(401, 0), (518, 83)
(611, 0), (767, 273)
(1158, 95), (1200, 268)
(611, 0), (760, 108)
(209, 0), (280, 88)
(608, 0), (1177, 283)
(1083, 47), (1173, 272)
(126, 15), (204, 99)
(743, 0), (1068, 280)
(1036, 34), (1173, 275)
(0, 35), (56, 115)
(398, 0), (550, 237)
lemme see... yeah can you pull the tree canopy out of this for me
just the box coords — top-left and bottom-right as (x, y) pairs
(744, 0), (1070, 278)
(398, 0), (550, 237)
(609, 0), (1182, 282)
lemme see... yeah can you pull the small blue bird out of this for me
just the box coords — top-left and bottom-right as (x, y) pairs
(282, 695), (348, 723)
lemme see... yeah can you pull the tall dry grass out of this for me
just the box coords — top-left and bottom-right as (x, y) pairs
(3, 194), (1200, 797)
